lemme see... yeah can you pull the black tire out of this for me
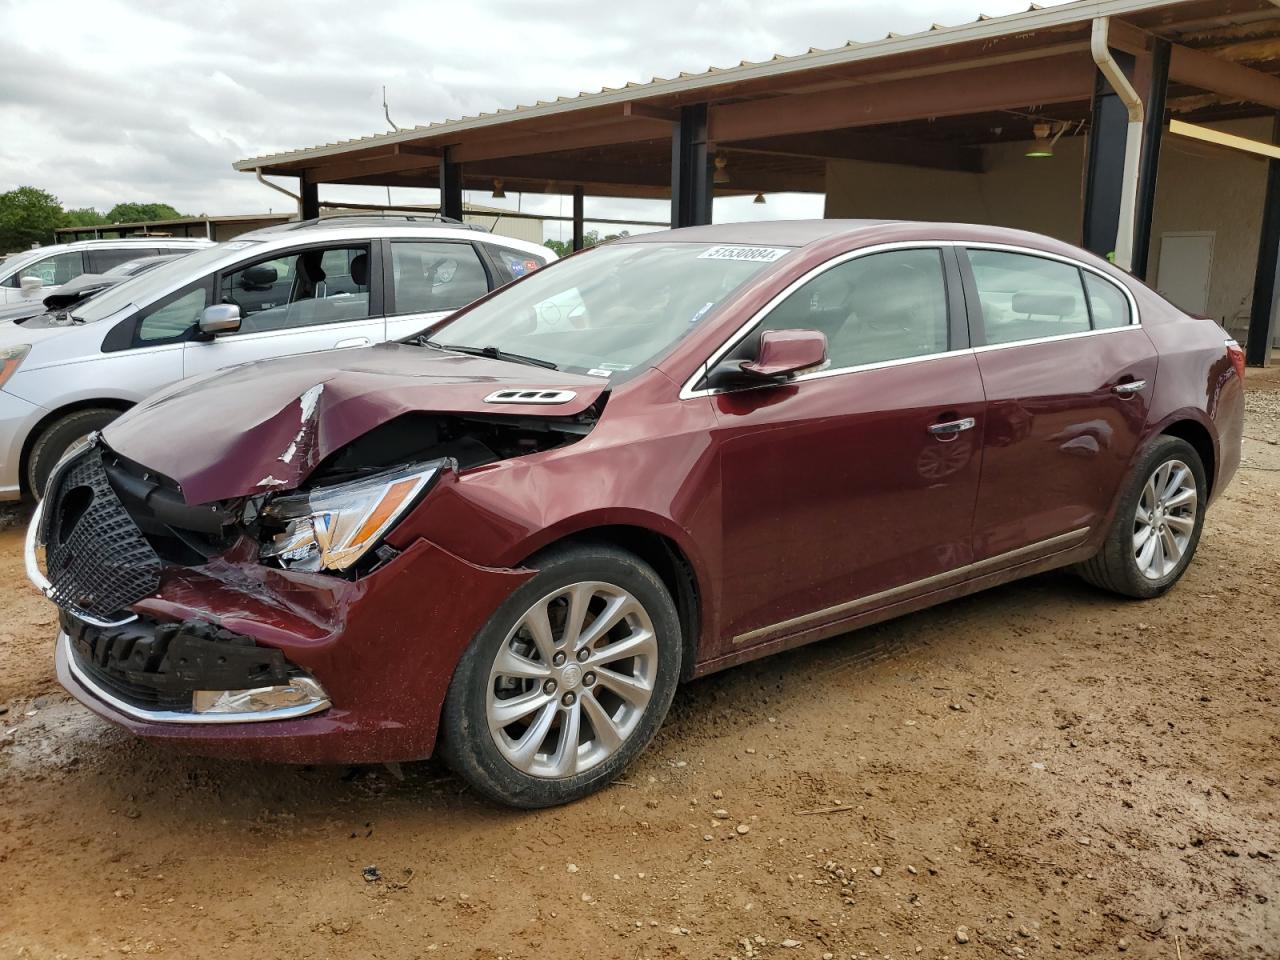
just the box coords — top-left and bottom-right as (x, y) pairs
(1076, 435), (1207, 599)
(27, 408), (122, 498)
(440, 542), (682, 808)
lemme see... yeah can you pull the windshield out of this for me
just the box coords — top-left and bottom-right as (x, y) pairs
(423, 241), (789, 381)
(72, 242), (261, 323)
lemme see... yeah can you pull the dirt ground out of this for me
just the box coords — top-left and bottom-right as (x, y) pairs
(1, 374), (1277, 960)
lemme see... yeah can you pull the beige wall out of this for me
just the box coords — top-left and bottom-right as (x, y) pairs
(823, 136), (1085, 242)
(1145, 116), (1270, 338)
(464, 214), (544, 245)
(823, 118), (1270, 336)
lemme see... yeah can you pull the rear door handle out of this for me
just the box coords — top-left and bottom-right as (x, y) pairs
(928, 417), (976, 436)
(1113, 379), (1146, 395)
(335, 337), (371, 349)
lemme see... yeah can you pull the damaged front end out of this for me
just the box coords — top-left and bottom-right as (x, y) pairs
(27, 395), (601, 749)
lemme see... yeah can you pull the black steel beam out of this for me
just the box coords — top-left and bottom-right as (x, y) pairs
(1131, 40), (1170, 281)
(572, 186), (585, 251)
(671, 104), (713, 229)
(1082, 51), (1136, 262)
(1247, 114), (1280, 367)
(299, 177), (319, 220)
(439, 148), (464, 223)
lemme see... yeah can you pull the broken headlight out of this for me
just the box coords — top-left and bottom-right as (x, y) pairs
(260, 460), (445, 572)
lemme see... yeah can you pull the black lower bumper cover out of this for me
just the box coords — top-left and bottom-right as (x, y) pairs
(63, 615), (296, 712)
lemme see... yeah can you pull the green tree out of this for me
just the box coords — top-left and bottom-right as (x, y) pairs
(106, 202), (184, 224)
(544, 228), (630, 257)
(0, 186), (65, 251)
(62, 207), (109, 227)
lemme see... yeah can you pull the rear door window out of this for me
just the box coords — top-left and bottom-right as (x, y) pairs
(392, 241), (490, 314)
(87, 248), (158, 272)
(967, 250), (1091, 345)
(1083, 273), (1132, 329)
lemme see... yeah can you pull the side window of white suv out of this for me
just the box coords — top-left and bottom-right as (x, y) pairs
(4, 250), (85, 287)
(138, 284), (212, 342)
(219, 245), (373, 334)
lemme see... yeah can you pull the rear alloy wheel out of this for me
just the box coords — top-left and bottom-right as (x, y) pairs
(1077, 436), (1206, 599)
(441, 544), (681, 808)
(1132, 459), (1198, 581)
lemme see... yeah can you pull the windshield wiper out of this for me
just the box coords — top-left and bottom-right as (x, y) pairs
(424, 340), (558, 370)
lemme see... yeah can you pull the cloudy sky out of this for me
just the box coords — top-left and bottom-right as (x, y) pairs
(0, 0), (1071, 240)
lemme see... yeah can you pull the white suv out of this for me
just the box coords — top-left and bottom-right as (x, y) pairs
(0, 216), (553, 497)
(0, 237), (213, 305)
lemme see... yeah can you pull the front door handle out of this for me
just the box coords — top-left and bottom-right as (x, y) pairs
(928, 417), (976, 437)
(335, 337), (371, 349)
(1113, 379), (1146, 395)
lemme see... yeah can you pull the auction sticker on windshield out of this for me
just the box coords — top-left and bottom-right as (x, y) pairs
(697, 246), (790, 263)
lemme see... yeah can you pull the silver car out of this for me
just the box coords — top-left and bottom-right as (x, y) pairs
(0, 216), (554, 497)
(0, 237), (212, 305)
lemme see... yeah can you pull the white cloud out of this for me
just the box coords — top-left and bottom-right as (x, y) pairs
(0, 0), (1072, 238)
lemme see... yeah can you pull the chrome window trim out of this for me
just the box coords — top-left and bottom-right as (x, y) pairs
(961, 240), (1141, 343)
(678, 239), (1141, 400)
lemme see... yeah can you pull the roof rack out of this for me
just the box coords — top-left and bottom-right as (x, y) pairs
(282, 213), (488, 232)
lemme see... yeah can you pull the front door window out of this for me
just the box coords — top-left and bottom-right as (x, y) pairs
(220, 245), (372, 334)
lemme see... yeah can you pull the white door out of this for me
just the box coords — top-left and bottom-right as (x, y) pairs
(1155, 232), (1215, 316)
(182, 244), (386, 379)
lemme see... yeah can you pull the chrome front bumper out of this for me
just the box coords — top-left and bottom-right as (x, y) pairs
(56, 631), (332, 725)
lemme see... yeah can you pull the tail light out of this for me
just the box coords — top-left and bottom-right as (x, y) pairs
(1225, 339), (1246, 381)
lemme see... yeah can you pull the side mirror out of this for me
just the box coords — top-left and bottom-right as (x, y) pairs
(707, 328), (828, 389)
(199, 303), (241, 336)
(19, 275), (43, 296)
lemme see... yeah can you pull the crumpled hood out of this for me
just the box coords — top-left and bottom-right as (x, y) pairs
(104, 341), (607, 504)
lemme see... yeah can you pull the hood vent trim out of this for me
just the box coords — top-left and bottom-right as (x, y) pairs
(484, 389), (578, 405)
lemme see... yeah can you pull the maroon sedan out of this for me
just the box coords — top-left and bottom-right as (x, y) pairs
(27, 220), (1244, 807)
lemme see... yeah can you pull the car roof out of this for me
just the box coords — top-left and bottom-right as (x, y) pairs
(236, 220), (551, 257)
(617, 219), (1121, 272)
(619, 219), (897, 247)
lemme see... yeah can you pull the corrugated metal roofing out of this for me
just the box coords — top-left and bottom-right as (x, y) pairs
(232, 0), (1198, 171)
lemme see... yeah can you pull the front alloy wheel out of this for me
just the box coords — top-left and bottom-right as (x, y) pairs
(441, 543), (682, 808)
(487, 582), (658, 779)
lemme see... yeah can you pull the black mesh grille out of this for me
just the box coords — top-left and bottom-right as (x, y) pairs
(41, 448), (162, 620)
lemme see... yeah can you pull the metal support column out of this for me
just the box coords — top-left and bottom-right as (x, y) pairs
(1083, 51), (1137, 262)
(572, 186), (585, 251)
(671, 104), (713, 229)
(299, 177), (319, 220)
(1131, 40), (1169, 281)
(440, 148), (464, 223)
(1247, 115), (1280, 367)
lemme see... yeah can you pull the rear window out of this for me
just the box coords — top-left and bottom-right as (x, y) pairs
(489, 245), (548, 284)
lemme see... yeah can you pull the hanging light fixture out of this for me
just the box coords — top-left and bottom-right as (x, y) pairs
(753, 193), (766, 204)
(1026, 122), (1066, 158)
(713, 154), (730, 185)
(491, 178), (507, 199)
